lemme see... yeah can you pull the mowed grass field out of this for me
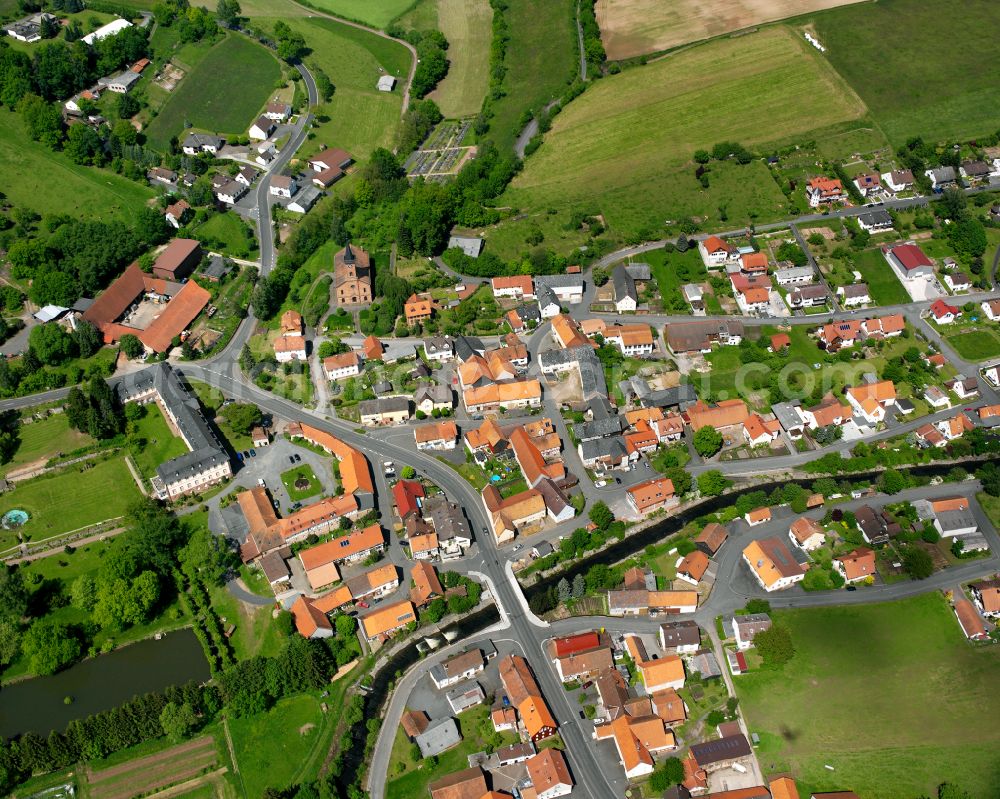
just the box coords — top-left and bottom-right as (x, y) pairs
(595, 0), (866, 60)
(503, 26), (865, 240)
(145, 34), (281, 150)
(1, 414), (93, 477)
(851, 248), (910, 306)
(269, 17), (407, 157)
(427, 0), (492, 118)
(946, 328), (1000, 362)
(485, 0), (577, 154)
(0, 110), (154, 220)
(299, 0), (416, 27)
(811, 0), (1000, 143)
(737, 594), (1000, 799)
(229, 694), (326, 798)
(0, 457), (141, 548)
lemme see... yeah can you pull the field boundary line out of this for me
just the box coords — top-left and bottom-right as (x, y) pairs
(221, 717), (247, 799)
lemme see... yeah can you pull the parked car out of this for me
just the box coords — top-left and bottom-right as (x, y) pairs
(293, 453), (301, 463)
(249, 449), (256, 457)
(257, 478), (266, 487)
(289, 455), (296, 464)
(581, 680), (593, 689)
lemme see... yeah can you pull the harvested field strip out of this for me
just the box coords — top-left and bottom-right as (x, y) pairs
(90, 754), (219, 799)
(88, 737), (216, 783)
(595, 0), (867, 60)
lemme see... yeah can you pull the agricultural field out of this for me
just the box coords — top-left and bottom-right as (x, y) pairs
(85, 735), (223, 799)
(1, 413), (93, 478)
(426, 0), (492, 118)
(269, 17), (408, 157)
(229, 694), (328, 799)
(595, 0), (866, 60)
(0, 457), (142, 549)
(737, 594), (1000, 799)
(144, 35), (281, 151)
(0, 110), (154, 220)
(299, 0), (416, 27)
(503, 27), (865, 243)
(485, 0), (578, 154)
(811, 0), (1000, 143)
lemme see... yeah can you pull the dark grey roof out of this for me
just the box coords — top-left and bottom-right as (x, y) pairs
(589, 396), (615, 420)
(289, 185), (322, 210)
(858, 209), (892, 227)
(579, 436), (626, 462)
(791, 284), (829, 300)
(962, 160), (991, 177)
(937, 508), (977, 533)
(640, 384), (698, 410)
(373, 381), (394, 395)
(535, 282), (559, 310)
(359, 397), (410, 416)
(424, 336), (452, 355)
(116, 363), (229, 486)
(415, 718), (462, 758)
(201, 255), (231, 280)
(454, 336), (485, 362)
(535, 478), (570, 516)
(612, 265), (637, 303)
(690, 734), (752, 766)
(659, 620), (701, 648)
(415, 384), (452, 404)
(514, 303), (541, 322)
(929, 166), (957, 183)
(574, 416), (625, 441)
(423, 495), (470, 541)
(183, 132), (224, 149)
(71, 297), (94, 313)
(532, 541), (553, 556)
(538, 345), (608, 400)
(624, 263), (651, 281)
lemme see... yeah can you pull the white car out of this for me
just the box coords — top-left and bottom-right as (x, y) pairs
(257, 478), (266, 487)
(595, 480), (607, 488)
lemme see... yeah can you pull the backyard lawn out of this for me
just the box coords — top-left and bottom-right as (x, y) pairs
(851, 249), (910, 306)
(737, 594), (1000, 799)
(2, 414), (93, 477)
(129, 405), (190, 480)
(0, 457), (142, 549)
(191, 212), (258, 259)
(0, 109), (153, 220)
(945, 328), (1000, 362)
(281, 466), (323, 501)
(229, 694), (327, 799)
(385, 704), (518, 797)
(504, 27), (864, 241)
(144, 34), (281, 150)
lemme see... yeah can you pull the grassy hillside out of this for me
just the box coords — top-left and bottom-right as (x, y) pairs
(427, 0), (492, 118)
(485, 0), (577, 153)
(502, 26), (865, 241)
(737, 593), (1000, 799)
(811, 0), (1000, 143)
(298, 0), (417, 27)
(266, 17), (407, 158)
(144, 34), (281, 150)
(0, 110), (154, 220)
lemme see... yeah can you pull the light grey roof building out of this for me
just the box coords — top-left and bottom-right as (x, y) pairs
(574, 416), (626, 441)
(415, 718), (462, 757)
(448, 235), (484, 258)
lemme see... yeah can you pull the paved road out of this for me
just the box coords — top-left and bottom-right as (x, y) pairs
(255, 62), (318, 276)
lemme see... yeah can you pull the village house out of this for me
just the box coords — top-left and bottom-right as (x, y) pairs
(248, 115), (276, 140)
(743, 538), (808, 591)
(970, 579), (1000, 617)
(404, 293), (434, 325)
(323, 351), (361, 380)
(430, 649), (485, 689)
(837, 283), (871, 308)
(676, 550), (709, 585)
(806, 176), (845, 207)
(499, 655), (558, 741)
(360, 599), (416, 644)
(953, 598), (988, 641)
(659, 620), (701, 654)
(491, 275), (535, 300)
(857, 208), (893, 232)
(789, 516), (826, 551)
(929, 298), (959, 324)
(732, 613), (771, 650)
(743, 414), (781, 447)
(881, 169), (915, 193)
(925, 166), (957, 191)
(274, 334), (307, 362)
(800, 393), (852, 429)
(981, 298), (1000, 321)
(359, 397), (411, 426)
(414, 420), (458, 451)
(626, 477), (676, 516)
(835, 547), (877, 583)
(182, 133), (224, 155)
(696, 522), (728, 556)
(270, 174), (297, 198)
(164, 200), (191, 229)
(308, 148), (354, 187)
(846, 380), (896, 425)
(698, 235), (736, 267)
(526, 749), (574, 799)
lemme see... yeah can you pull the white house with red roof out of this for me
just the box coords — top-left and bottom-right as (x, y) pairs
(806, 176), (845, 207)
(929, 299), (959, 324)
(883, 243), (934, 282)
(698, 235), (736, 268)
